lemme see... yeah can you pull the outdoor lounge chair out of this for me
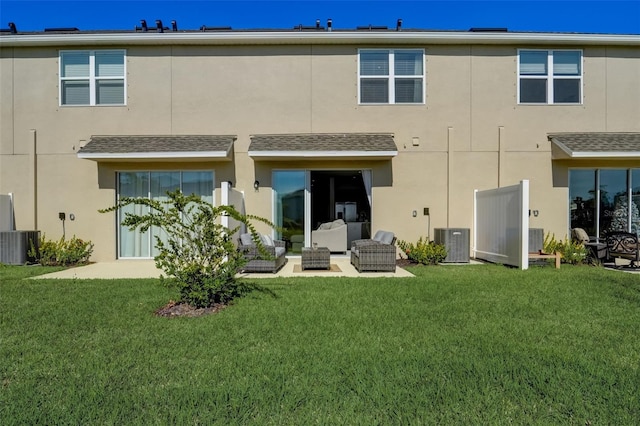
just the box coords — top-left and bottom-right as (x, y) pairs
(350, 230), (397, 272)
(238, 233), (287, 273)
(571, 227), (607, 261)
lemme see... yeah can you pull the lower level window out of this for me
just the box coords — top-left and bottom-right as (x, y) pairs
(570, 168), (640, 239)
(118, 171), (214, 258)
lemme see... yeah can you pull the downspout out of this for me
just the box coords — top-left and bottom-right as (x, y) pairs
(30, 129), (37, 229)
(447, 127), (454, 227)
(498, 126), (505, 187)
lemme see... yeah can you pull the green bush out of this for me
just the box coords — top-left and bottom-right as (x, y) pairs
(397, 236), (447, 265)
(30, 235), (94, 266)
(543, 232), (589, 265)
(100, 190), (274, 308)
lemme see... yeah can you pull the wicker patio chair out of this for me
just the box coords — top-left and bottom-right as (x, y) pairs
(238, 233), (287, 273)
(350, 230), (397, 272)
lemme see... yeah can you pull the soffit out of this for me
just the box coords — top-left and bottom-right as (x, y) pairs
(248, 133), (398, 161)
(548, 132), (640, 159)
(77, 135), (235, 162)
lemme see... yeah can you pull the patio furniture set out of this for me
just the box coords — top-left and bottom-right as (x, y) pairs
(237, 229), (397, 273)
(572, 228), (639, 268)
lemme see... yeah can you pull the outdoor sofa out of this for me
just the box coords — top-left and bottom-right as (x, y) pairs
(311, 219), (347, 253)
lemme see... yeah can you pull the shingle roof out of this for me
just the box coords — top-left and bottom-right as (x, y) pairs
(548, 132), (640, 159)
(248, 133), (397, 160)
(77, 135), (235, 161)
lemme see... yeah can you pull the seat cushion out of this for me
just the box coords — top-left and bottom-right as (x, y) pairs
(372, 230), (385, 242)
(379, 231), (395, 245)
(572, 228), (589, 243)
(332, 219), (346, 227)
(317, 222), (332, 230)
(240, 233), (254, 246)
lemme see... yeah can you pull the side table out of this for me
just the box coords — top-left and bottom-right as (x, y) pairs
(301, 247), (330, 270)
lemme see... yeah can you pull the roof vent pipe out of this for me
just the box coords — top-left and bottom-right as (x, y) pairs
(171, 20), (177, 31)
(156, 20), (163, 33)
(327, 18), (332, 31)
(140, 20), (148, 32)
(8, 22), (17, 34)
(396, 19), (402, 31)
(316, 19), (320, 29)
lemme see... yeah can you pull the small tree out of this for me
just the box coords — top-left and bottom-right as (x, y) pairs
(100, 190), (273, 308)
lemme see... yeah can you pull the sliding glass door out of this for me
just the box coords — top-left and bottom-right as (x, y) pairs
(272, 169), (372, 253)
(118, 171), (214, 258)
(273, 170), (307, 254)
(569, 168), (639, 239)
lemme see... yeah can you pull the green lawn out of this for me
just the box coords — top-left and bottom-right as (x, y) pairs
(1, 264), (639, 424)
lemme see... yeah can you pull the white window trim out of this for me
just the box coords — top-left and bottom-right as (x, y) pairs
(358, 48), (426, 105)
(59, 49), (127, 106)
(517, 49), (583, 105)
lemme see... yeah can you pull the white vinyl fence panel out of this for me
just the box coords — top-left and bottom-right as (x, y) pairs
(474, 180), (529, 269)
(0, 194), (15, 231)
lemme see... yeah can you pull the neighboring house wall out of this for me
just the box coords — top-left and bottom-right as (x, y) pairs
(1, 34), (638, 261)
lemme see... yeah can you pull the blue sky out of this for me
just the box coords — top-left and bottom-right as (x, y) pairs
(1, 0), (639, 34)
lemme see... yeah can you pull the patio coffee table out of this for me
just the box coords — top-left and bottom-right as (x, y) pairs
(301, 246), (330, 270)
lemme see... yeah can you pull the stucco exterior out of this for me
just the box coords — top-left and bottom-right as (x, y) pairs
(1, 29), (639, 261)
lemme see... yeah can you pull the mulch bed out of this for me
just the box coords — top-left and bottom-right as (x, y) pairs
(155, 300), (227, 318)
(396, 258), (419, 267)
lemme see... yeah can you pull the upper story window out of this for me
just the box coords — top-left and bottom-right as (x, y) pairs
(359, 49), (424, 104)
(59, 50), (126, 106)
(518, 49), (582, 104)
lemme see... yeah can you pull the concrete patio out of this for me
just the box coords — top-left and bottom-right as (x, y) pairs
(32, 255), (416, 279)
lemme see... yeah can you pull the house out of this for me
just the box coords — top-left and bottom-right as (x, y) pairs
(1, 21), (639, 262)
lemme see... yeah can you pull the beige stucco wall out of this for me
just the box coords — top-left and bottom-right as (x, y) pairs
(1, 40), (638, 261)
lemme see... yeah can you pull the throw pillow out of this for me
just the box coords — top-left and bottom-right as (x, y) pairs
(261, 234), (274, 246)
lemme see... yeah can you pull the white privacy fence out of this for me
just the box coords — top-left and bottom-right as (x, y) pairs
(474, 180), (530, 269)
(0, 194), (15, 231)
(220, 181), (247, 237)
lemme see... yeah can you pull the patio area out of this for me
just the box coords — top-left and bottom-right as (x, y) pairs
(32, 255), (416, 279)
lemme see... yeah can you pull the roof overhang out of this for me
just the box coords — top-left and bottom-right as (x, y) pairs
(2, 31), (639, 48)
(248, 133), (398, 161)
(548, 132), (640, 160)
(77, 135), (235, 162)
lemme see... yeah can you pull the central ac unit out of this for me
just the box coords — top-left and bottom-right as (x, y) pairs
(434, 228), (470, 263)
(0, 230), (40, 265)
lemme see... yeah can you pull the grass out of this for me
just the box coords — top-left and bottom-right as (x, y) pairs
(1, 263), (639, 424)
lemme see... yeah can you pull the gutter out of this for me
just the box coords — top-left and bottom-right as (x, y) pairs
(2, 31), (639, 47)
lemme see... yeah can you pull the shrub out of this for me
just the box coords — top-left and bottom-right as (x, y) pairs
(543, 232), (589, 265)
(397, 236), (447, 265)
(100, 190), (274, 308)
(30, 235), (94, 266)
